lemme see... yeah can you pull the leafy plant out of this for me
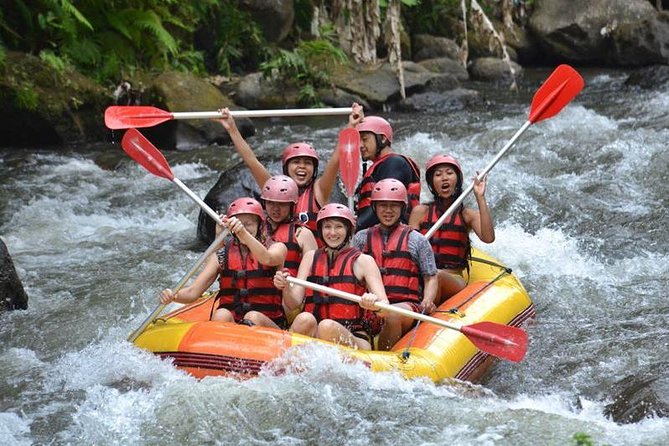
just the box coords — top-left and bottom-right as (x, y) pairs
(573, 432), (595, 446)
(260, 27), (347, 106)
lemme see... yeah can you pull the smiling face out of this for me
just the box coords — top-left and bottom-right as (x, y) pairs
(374, 201), (403, 227)
(320, 218), (349, 249)
(237, 214), (260, 237)
(431, 164), (460, 198)
(286, 157), (315, 187)
(264, 200), (292, 224)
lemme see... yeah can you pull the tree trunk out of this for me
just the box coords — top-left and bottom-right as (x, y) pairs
(385, 0), (405, 98)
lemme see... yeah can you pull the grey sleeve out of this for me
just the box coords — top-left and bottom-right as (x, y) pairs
(351, 230), (367, 250)
(408, 231), (438, 276)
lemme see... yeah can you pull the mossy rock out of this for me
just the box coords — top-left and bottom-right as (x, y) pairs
(0, 51), (109, 147)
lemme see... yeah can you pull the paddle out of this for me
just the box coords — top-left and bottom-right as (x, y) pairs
(121, 128), (222, 223)
(337, 127), (361, 210)
(121, 128), (234, 341)
(424, 64), (584, 239)
(127, 228), (228, 342)
(106, 105), (354, 130)
(286, 276), (527, 362)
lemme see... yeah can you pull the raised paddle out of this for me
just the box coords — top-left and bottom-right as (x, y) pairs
(106, 105), (354, 130)
(127, 228), (229, 342)
(121, 128), (222, 223)
(286, 276), (528, 362)
(337, 127), (361, 210)
(424, 64), (584, 239)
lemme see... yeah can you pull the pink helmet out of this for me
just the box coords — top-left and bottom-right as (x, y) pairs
(371, 178), (407, 204)
(261, 175), (298, 203)
(281, 142), (319, 176)
(227, 197), (264, 219)
(316, 203), (356, 228)
(425, 154), (463, 196)
(356, 116), (393, 143)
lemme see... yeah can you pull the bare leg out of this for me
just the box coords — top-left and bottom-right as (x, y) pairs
(243, 310), (280, 328)
(435, 269), (466, 306)
(317, 319), (371, 350)
(211, 307), (235, 322)
(290, 312), (318, 337)
(377, 303), (417, 351)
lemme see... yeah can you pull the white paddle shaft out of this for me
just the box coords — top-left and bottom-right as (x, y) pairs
(171, 107), (353, 120)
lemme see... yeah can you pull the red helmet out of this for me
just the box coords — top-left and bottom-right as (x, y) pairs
(261, 175), (298, 203)
(227, 197), (264, 219)
(281, 142), (319, 177)
(371, 178), (407, 204)
(356, 116), (393, 143)
(316, 203), (356, 228)
(425, 154), (463, 196)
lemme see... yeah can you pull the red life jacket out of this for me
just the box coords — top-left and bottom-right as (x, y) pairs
(355, 153), (421, 216)
(269, 220), (302, 276)
(296, 184), (320, 233)
(419, 203), (469, 270)
(304, 247), (366, 332)
(362, 223), (421, 305)
(216, 238), (285, 325)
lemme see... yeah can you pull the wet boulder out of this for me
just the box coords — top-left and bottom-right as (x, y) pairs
(0, 239), (28, 311)
(468, 57), (523, 83)
(241, 0), (294, 44)
(604, 369), (669, 424)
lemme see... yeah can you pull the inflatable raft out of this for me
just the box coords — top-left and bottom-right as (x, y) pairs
(133, 247), (534, 382)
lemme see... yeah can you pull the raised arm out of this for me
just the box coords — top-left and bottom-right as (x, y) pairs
(464, 174), (495, 243)
(218, 107), (271, 188)
(408, 204), (428, 231)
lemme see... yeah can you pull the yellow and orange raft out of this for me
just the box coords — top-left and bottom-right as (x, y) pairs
(133, 248), (535, 383)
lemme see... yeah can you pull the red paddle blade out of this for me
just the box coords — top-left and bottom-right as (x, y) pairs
(528, 64), (584, 123)
(105, 106), (174, 129)
(338, 128), (361, 197)
(121, 129), (175, 181)
(460, 321), (528, 363)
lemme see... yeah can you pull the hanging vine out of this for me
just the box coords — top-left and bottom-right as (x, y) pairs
(384, 0), (405, 98)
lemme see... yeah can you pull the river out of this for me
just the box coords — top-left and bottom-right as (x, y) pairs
(1, 67), (667, 445)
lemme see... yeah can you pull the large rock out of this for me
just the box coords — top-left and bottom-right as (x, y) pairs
(468, 57), (523, 82)
(604, 369), (669, 424)
(235, 72), (301, 109)
(0, 52), (109, 148)
(334, 62), (440, 108)
(413, 34), (460, 62)
(142, 71), (254, 151)
(418, 58), (469, 81)
(1, 239), (28, 311)
(529, 0), (669, 66)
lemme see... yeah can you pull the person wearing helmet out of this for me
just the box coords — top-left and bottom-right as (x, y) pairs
(159, 197), (289, 328)
(352, 115), (422, 232)
(351, 179), (438, 350)
(273, 203), (389, 350)
(217, 104), (364, 232)
(409, 154), (494, 304)
(260, 175), (317, 314)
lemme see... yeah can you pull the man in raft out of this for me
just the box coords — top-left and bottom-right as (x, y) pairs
(273, 203), (389, 350)
(353, 179), (438, 350)
(160, 197), (288, 328)
(353, 116), (421, 231)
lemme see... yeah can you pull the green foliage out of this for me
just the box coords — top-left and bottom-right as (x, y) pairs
(0, 0), (219, 82)
(0, 45), (5, 70)
(200, 1), (268, 75)
(573, 432), (595, 446)
(14, 84), (39, 110)
(402, 0), (463, 37)
(260, 29), (347, 106)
